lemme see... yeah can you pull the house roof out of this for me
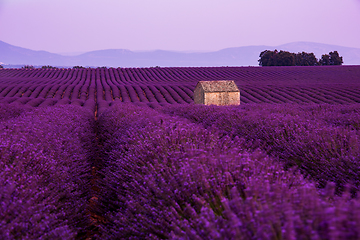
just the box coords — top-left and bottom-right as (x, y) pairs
(195, 80), (239, 92)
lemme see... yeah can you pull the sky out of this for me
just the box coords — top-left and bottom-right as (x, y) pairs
(0, 0), (360, 54)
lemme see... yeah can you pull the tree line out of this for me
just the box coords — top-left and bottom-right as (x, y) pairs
(258, 50), (343, 66)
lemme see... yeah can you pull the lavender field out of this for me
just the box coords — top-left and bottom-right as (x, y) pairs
(1, 66), (360, 239)
(1, 66), (360, 116)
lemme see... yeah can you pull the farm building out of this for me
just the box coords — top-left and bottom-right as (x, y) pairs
(194, 80), (240, 106)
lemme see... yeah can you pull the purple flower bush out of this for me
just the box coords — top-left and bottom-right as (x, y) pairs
(163, 103), (360, 195)
(0, 102), (33, 122)
(2, 101), (360, 239)
(95, 103), (360, 239)
(0, 105), (96, 239)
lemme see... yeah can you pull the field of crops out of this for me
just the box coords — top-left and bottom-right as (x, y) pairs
(1, 66), (360, 239)
(1, 66), (360, 117)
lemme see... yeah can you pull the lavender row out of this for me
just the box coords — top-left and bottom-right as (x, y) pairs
(2, 66), (360, 86)
(3, 83), (360, 107)
(95, 103), (360, 239)
(163, 103), (360, 195)
(0, 102), (34, 122)
(0, 105), (96, 239)
(0, 83), (196, 104)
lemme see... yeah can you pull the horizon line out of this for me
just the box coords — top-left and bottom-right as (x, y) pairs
(2, 40), (360, 56)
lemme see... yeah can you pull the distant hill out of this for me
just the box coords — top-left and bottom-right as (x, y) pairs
(1, 40), (360, 68)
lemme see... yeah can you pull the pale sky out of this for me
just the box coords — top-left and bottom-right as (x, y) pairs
(0, 0), (360, 54)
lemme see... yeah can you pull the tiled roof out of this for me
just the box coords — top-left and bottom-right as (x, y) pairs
(196, 80), (239, 92)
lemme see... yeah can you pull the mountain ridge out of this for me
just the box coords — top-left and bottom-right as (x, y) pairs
(1, 40), (360, 67)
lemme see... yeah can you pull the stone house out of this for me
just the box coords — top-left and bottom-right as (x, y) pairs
(194, 80), (240, 106)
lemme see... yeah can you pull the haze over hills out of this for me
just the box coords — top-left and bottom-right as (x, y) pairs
(1, 40), (360, 68)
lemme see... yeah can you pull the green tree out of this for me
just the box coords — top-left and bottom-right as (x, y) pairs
(320, 54), (331, 65)
(258, 50), (295, 66)
(277, 50), (295, 66)
(260, 50), (342, 67)
(22, 65), (34, 69)
(258, 50), (277, 66)
(295, 52), (319, 66)
(320, 51), (343, 65)
(329, 51), (343, 65)
(42, 65), (58, 69)
(0, 65), (3, 69)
